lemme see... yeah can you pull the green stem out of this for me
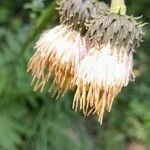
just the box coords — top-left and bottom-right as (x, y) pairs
(110, 0), (126, 15)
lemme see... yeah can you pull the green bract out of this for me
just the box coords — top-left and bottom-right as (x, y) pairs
(86, 12), (145, 52)
(57, 0), (108, 35)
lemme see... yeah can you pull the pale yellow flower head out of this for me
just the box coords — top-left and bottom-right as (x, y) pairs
(73, 43), (134, 124)
(27, 0), (145, 125)
(27, 25), (87, 96)
(72, 9), (144, 124)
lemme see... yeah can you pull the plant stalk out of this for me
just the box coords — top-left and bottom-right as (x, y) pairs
(110, 0), (126, 15)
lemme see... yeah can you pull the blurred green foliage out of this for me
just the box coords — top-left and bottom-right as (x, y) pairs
(0, 0), (150, 150)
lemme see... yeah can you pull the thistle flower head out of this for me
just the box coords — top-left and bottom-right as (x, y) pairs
(28, 0), (108, 97)
(73, 43), (134, 124)
(27, 0), (145, 125)
(73, 11), (145, 123)
(27, 25), (87, 95)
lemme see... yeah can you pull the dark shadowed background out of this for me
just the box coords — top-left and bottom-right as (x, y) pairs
(0, 0), (150, 150)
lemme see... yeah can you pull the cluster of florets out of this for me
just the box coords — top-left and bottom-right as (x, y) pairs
(27, 0), (144, 124)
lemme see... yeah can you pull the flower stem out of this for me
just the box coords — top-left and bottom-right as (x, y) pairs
(110, 0), (126, 15)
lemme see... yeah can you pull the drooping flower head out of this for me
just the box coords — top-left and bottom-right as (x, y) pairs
(73, 9), (145, 124)
(27, 0), (145, 125)
(27, 0), (108, 97)
(27, 25), (87, 95)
